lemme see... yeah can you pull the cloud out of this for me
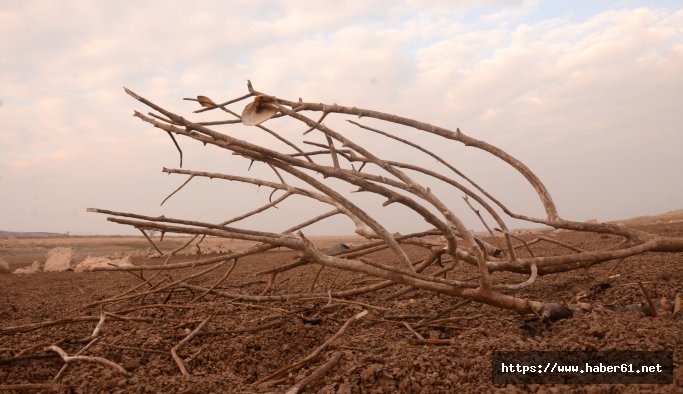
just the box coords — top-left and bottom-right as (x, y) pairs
(0, 1), (681, 234)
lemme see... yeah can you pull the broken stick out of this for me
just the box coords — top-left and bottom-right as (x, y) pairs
(171, 316), (211, 376)
(285, 351), (344, 394)
(254, 310), (367, 386)
(47, 345), (128, 376)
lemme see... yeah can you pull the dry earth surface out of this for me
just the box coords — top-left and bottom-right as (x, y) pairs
(1, 215), (682, 393)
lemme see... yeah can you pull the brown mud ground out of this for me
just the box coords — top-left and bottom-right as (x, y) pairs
(1, 223), (682, 393)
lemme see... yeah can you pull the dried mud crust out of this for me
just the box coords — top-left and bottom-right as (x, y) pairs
(1, 223), (682, 393)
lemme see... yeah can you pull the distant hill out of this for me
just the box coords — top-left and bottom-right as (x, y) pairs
(0, 230), (69, 238)
(611, 209), (683, 226)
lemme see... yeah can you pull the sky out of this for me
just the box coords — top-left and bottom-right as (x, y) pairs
(1, 0), (682, 236)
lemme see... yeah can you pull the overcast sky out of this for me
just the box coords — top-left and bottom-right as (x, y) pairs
(1, 0), (681, 236)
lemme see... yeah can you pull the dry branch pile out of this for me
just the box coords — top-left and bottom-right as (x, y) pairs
(87, 81), (682, 319)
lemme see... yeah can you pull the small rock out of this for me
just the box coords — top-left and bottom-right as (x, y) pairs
(44, 247), (73, 272)
(14, 260), (42, 274)
(75, 254), (134, 272)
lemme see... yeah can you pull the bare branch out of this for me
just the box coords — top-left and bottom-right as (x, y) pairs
(254, 310), (367, 386)
(165, 131), (183, 168)
(463, 195), (494, 236)
(139, 229), (163, 256)
(171, 317), (211, 376)
(47, 345), (128, 376)
(89, 85), (682, 327)
(161, 175), (194, 206)
(285, 351), (343, 394)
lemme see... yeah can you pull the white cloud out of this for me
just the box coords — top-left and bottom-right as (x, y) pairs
(0, 1), (681, 234)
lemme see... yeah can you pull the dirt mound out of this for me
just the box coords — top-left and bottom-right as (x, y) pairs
(613, 209), (683, 226)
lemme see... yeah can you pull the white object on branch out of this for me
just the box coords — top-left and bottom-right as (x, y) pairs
(241, 95), (278, 126)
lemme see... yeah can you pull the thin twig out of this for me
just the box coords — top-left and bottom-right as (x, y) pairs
(139, 229), (163, 256)
(298, 296), (389, 312)
(89, 260), (228, 306)
(91, 312), (106, 338)
(83, 272), (162, 309)
(493, 261), (538, 290)
(47, 344), (128, 375)
(285, 351), (344, 394)
(98, 343), (169, 355)
(253, 310), (368, 386)
(171, 316), (211, 376)
(302, 111), (328, 135)
(414, 299), (472, 328)
(637, 282), (657, 317)
(0, 353), (60, 365)
(165, 131), (183, 167)
(2, 316), (102, 335)
(16, 338), (67, 357)
(260, 274), (276, 296)
(504, 231), (535, 257)
(463, 195), (494, 236)
(310, 265), (326, 291)
(522, 236), (585, 253)
(162, 234), (201, 265)
(53, 337), (101, 381)
(192, 92), (254, 113)
(402, 321), (425, 344)
(325, 134), (340, 169)
(161, 175), (194, 206)
(173, 320), (283, 338)
(192, 259), (237, 302)
(220, 192), (292, 226)
(382, 261), (455, 301)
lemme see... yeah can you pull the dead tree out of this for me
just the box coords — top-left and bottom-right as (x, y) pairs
(88, 81), (683, 321)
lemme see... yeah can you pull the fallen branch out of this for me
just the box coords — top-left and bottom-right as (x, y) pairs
(253, 310), (368, 386)
(192, 258), (237, 302)
(174, 319), (283, 338)
(414, 299), (472, 328)
(1, 316), (102, 335)
(98, 343), (169, 355)
(0, 383), (62, 392)
(285, 351), (344, 394)
(638, 282), (657, 317)
(53, 337), (101, 381)
(46, 345), (128, 376)
(298, 296), (389, 312)
(91, 312), (106, 338)
(83, 83), (683, 327)
(171, 316), (211, 376)
(403, 321), (425, 343)
(0, 353), (61, 365)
